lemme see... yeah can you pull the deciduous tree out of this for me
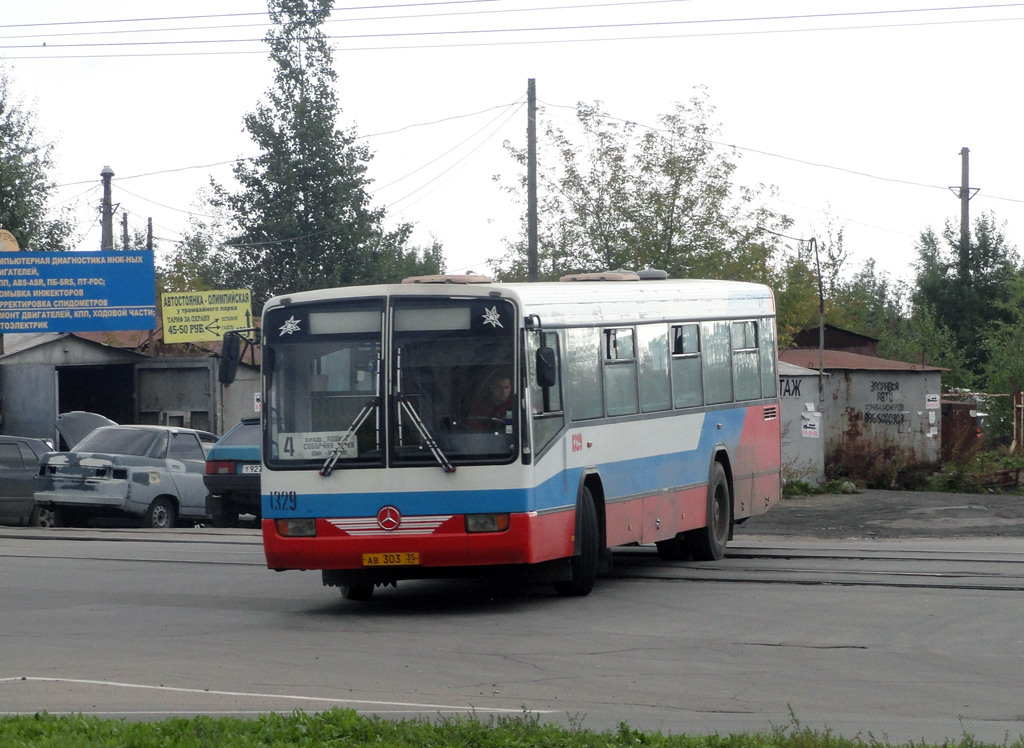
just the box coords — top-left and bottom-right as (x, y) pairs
(0, 65), (76, 252)
(492, 91), (792, 285)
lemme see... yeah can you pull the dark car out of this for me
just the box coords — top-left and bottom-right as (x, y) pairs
(204, 417), (261, 526)
(35, 425), (217, 528)
(0, 435), (54, 527)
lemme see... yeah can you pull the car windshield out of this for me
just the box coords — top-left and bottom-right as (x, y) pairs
(219, 421), (260, 447)
(74, 427), (166, 458)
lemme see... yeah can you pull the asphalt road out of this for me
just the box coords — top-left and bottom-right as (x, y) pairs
(736, 488), (1024, 540)
(2, 506), (1023, 744)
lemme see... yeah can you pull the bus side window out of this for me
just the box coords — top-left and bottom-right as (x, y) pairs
(566, 328), (603, 421)
(671, 323), (703, 408)
(528, 331), (564, 454)
(603, 328), (639, 417)
(731, 320), (762, 401)
(701, 321), (733, 405)
(759, 317), (778, 397)
(637, 324), (670, 413)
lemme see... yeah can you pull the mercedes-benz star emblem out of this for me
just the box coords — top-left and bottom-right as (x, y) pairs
(376, 505), (401, 531)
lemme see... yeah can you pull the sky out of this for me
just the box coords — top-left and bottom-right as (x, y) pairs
(2, 0), (1023, 288)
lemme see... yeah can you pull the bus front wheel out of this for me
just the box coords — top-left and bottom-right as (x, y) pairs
(554, 487), (599, 597)
(686, 462), (730, 561)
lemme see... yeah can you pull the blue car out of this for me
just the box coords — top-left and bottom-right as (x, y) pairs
(204, 418), (261, 527)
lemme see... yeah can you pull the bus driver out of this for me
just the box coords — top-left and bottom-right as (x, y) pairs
(466, 370), (514, 431)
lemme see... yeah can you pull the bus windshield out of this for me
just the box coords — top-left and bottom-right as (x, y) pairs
(264, 299), (385, 469)
(263, 295), (519, 470)
(391, 296), (518, 466)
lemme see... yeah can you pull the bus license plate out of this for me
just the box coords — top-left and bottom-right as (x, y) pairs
(362, 552), (419, 567)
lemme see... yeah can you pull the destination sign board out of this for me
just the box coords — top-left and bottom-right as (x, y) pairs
(0, 251), (157, 333)
(161, 289), (253, 343)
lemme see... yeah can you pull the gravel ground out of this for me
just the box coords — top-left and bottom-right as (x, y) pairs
(734, 488), (1024, 540)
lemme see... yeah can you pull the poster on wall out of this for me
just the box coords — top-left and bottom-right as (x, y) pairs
(801, 412), (821, 438)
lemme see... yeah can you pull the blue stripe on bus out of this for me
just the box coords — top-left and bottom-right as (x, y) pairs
(264, 405), (752, 519)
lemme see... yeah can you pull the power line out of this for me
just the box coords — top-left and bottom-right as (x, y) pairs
(386, 102), (524, 210)
(5, 4), (1024, 55)
(0, 1), (501, 30)
(538, 99), (953, 194)
(372, 99), (524, 194)
(0, 1), (694, 41)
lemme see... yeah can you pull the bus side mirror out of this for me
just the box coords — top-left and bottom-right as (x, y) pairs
(536, 347), (557, 388)
(219, 332), (241, 385)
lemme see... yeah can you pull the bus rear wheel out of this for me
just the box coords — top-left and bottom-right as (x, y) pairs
(554, 487), (599, 597)
(686, 462), (730, 561)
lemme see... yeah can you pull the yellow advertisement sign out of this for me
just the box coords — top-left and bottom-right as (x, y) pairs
(162, 289), (252, 343)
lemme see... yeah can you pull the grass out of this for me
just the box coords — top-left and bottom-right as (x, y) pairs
(1, 709), (1021, 748)
(782, 478), (854, 498)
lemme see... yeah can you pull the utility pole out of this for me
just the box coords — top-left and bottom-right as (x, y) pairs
(527, 78), (538, 282)
(810, 237), (825, 404)
(100, 165), (115, 250)
(948, 147), (978, 279)
(122, 213), (129, 250)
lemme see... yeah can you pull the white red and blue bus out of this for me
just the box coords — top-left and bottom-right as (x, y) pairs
(253, 272), (781, 599)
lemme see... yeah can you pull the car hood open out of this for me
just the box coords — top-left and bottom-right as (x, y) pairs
(55, 411), (118, 451)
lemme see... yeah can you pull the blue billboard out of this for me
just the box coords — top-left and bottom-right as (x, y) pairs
(0, 251), (157, 333)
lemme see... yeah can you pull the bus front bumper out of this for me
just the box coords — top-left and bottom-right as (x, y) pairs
(261, 511), (575, 581)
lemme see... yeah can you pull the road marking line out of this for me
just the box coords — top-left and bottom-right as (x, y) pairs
(1, 677), (551, 714)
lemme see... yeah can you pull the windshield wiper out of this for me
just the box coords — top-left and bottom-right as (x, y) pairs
(397, 395), (455, 473)
(320, 398), (378, 477)
(393, 346), (454, 473)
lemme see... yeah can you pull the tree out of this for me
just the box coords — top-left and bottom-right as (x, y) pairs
(981, 273), (1024, 441)
(0, 65), (76, 251)
(913, 212), (1018, 371)
(178, 0), (441, 309)
(492, 91), (793, 284)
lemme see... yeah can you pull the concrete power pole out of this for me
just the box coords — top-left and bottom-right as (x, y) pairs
(949, 147), (979, 278)
(100, 165), (115, 250)
(527, 78), (538, 282)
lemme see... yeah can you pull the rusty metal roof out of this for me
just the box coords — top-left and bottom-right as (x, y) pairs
(779, 347), (943, 372)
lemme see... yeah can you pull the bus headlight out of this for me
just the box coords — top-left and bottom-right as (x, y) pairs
(465, 513), (510, 533)
(275, 518), (316, 537)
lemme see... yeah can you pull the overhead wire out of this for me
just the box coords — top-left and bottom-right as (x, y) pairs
(371, 98), (524, 194)
(14, 3), (1022, 254)
(0, 1), (696, 40)
(0, 1), (503, 30)
(386, 101), (524, 211)
(538, 99), (954, 194)
(4, 4), (1024, 57)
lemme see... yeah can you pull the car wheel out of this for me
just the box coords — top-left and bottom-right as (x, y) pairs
(144, 498), (176, 529)
(554, 486), (600, 597)
(343, 584), (374, 601)
(29, 506), (55, 529)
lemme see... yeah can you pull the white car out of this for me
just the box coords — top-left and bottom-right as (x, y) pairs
(35, 424), (217, 528)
